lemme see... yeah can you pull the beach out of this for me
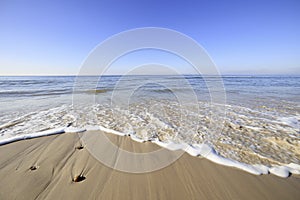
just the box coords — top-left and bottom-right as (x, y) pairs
(0, 131), (299, 200)
(2, 0), (299, 199)
(0, 76), (299, 199)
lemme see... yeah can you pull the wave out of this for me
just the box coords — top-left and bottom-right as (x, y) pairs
(0, 100), (299, 178)
(0, 88), (113, 98)
(0, 89), (72, 97)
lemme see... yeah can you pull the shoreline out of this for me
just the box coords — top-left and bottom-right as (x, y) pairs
(1, 127), (299, 178)
(0, 131), (299, 199)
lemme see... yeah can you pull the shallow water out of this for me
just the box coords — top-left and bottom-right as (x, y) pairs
(0, 75), (299, 166)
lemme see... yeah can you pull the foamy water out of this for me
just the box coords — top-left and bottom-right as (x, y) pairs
(0, 75), (299, 177)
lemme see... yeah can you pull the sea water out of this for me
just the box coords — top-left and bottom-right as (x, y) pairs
(0, 75), (299, 177)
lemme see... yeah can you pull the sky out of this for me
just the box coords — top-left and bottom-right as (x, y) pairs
(0, 0), (299, 75)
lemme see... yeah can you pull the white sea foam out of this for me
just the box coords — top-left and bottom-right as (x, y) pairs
(85, 125), (102, 131)
(0, 127), (65, 145)
(285, 163), (300, 174)
(253, 164), (270, 174)
(269, 166), (291, 178)
(152, 139), (189, 151)
(64, 127), (86, 133)
(130, 134), (146, 143)
(279, 116), (300, 129)
(98, 125), (127, 136)
(196, 145), (262, 175)
(185, 145), (203, 156)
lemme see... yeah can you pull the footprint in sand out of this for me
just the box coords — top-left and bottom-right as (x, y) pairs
(75, 145), (84, 150)
(72, 174), (86, 182)
(29, 165), (38, 171)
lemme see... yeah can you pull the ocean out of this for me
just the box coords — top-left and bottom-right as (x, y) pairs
(0, 75), (299, 168)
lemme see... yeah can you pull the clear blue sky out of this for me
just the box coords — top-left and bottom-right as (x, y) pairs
(0, 0), (299, 75)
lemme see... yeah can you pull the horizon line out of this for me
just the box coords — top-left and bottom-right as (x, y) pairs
(1, 74), (300, 77)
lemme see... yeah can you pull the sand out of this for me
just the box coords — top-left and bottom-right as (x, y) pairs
(0, 131), (299, 200)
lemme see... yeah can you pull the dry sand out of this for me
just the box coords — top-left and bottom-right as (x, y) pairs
(0, 131), (299, 200)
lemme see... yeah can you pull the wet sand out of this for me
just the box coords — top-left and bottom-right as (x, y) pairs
(0, 131), (299, 200)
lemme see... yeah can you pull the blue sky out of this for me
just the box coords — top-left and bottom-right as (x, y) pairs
(0, 0), (299, 75)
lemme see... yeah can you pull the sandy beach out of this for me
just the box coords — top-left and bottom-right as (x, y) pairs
(1, 0), (299, 199)
(0, 131), (299, 200)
